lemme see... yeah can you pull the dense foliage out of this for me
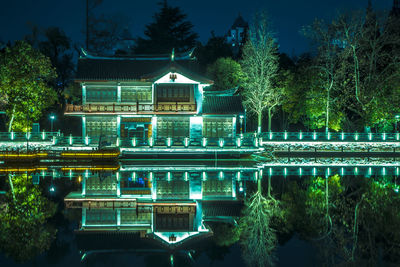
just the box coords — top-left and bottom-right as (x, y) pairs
(0, 41), (57, 131)
(0, 174), (57, 262)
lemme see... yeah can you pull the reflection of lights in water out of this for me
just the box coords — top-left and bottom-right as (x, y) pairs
(78, 176), (82, 183)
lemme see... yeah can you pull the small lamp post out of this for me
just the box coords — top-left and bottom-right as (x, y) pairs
(50, 115), (55, 132)
(396, 114), (400, 132)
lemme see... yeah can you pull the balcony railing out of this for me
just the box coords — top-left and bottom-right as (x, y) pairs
(65, 103), (197, 114)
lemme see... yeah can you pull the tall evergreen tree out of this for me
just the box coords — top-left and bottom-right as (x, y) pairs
(134, 1), (198, 54)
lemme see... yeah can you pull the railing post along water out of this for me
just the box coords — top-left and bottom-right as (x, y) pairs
(132, 137), (137, 147)
(148, 137), (154, 147)
(202, 137), (207, 147)
(236, 137), (241, 148)
(184, 137), (189, 148)
(219, 138), (224, 148)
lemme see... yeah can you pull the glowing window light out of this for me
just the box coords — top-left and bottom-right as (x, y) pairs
(299, 130), (303, 140)
(42, 131), (46, 140)
(269, 132), (273, 140)
(368, 132), (372, 141)
(284, 131), (288, 140)
(382, 133), (386, 141)
(149, 137), (154, 147)
(69, 135), (73, 145)
(313, 131), (317, 140)
(202, 137), (207, 147)
(219, 138), (224, 148)
(354, 132), (359, 141)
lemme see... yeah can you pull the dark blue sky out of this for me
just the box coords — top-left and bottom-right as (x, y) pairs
(0, 0), (394, 54)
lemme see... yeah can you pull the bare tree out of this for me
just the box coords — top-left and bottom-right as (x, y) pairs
(241, 12), (282, 133)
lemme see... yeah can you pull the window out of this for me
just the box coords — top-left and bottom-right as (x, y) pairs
(203, 117), (233, 138)
(86, 87), (117, 102)
(121, 86), (152, 103)
(156, 84), (191, 102)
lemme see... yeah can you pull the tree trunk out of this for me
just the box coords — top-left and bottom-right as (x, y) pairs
(257, 112), (262, 134)
(8, 105), (15, 132)
(268, 108), (272, 132)
(326, 86), (330, 133)
(267, 175), (271, 198)
(8, 174), (16, 203)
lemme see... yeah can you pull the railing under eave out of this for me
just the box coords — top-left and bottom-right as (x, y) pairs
(65, 103), (197, 114)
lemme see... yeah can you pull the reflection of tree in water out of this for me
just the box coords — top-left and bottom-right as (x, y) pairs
(237, 176), (283, 267)
(282, 175), (400, 266)
(0, 174), (57, 262)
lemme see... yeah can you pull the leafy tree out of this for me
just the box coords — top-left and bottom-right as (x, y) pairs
(206, 57), (244, 91)
(134, 1), (198, 54)
(195, 32), (233, 68)
(0, 41), (57, 131)
(241, 12), (283, 133)
(38, 27), (74, 99)
(0, 174), (57, 262)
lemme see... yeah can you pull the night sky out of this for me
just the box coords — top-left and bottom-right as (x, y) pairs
(0, 0), (394, 55)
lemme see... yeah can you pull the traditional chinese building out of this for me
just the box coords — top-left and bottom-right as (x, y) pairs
(65, 49), (245, 140)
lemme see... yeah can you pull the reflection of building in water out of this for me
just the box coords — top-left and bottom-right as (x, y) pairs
(64, 169), (249, 251)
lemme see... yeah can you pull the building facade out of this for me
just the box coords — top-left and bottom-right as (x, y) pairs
(65, 49), (244, 140)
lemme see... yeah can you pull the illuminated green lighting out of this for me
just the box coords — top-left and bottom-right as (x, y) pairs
(219, 138), (224, 148)
(69, 134), (73, 145)
(116, 137), (120, 147)
(202, 137), (207, 147)
(184, 172), (188, 181)
(382, 133), (386, 141)
(354, 132), (359, 141)
(269, 132), (273, 140)
(85, 136), (89, 145)
(313, 167), (317, 176)
(184, 137), (189, 147)
(284, 131), (288, 140)
(10, 131), (14, 140)
(299, 130), (303, 140)
(341, 132), (344, 140)
(149, 137), (154, 147)
(132, 137), (137, 147)
(369, 132), (372, 141)
(313, 131), (317, 140)
(167, 137), (172, 147)
(284, 167), (287, 176)
(236, 137), (241, 147)
(299, 167), (303, 176)
(41, 131), (46, 140)
(202, 171), (207, 181)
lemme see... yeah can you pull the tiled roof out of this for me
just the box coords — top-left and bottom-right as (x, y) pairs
(76, 54), (212, 84)
(202, 95), (244, 114)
